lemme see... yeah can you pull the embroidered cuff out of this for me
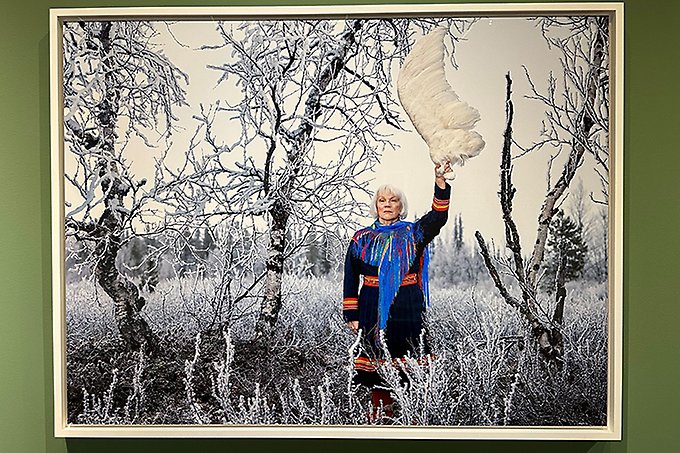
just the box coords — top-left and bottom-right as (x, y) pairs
(343, 297), (358, 311)
(432, 196), (450, 212)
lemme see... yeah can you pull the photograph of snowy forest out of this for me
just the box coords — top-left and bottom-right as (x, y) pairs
(56, 7), (616, 432)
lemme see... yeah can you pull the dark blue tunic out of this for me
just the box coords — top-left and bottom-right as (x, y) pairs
(343, 183), (450, 387)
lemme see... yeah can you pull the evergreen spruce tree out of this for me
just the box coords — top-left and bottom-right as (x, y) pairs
(453, 213), (464, 250)
(544, 210), (588, 292)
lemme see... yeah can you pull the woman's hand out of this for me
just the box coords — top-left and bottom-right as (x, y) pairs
(435, 162), (453, 189)
(347, 321), (359, 333)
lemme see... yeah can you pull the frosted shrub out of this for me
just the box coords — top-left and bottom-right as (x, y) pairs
(184, 332), (210, 424)
(210, 330), (237, 423)
(69, 273), (607, 426)
(77, 351), (147, 424)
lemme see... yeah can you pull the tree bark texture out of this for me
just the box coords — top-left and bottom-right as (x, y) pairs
(254, 20), (363, 337)
(255, 200), (289, 339)
(86, 22), (155, 351)
(94, 221), (154, 351)
(476, 74), (564, 362)
(526, 18), (606, 290)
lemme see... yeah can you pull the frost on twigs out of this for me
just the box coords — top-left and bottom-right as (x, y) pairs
(67, 275), (608, 425)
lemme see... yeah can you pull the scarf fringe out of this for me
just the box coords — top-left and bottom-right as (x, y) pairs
(352, 221), (430, 329)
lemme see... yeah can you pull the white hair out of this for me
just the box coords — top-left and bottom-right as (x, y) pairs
(369, 184), (409, 220)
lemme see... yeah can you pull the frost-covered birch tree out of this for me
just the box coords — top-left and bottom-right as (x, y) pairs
(195, 19), (476, 338)
(475, 17), (609, 362)
(524, 17), (610, 203)
(63, 21), (188, 351)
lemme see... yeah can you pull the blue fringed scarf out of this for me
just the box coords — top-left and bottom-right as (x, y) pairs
(351, 220), (430, 329)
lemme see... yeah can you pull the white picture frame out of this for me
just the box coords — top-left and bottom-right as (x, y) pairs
(51, 2), (623, 439)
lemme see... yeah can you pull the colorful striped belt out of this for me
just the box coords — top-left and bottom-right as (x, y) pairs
(362, 273), (418, 287)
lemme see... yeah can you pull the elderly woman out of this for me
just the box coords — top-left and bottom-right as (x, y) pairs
(342, 164), (451, 421)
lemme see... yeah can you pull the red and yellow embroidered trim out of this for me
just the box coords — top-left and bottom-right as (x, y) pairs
(354, 356), (379, 372)
(362, 273), (418, 288)
(432, 196), (450, 212)
(343, 297), (358, 310)
(354, 354), (435, 373)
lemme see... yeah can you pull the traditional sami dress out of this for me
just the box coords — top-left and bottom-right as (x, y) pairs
(343, 183), (450, 387)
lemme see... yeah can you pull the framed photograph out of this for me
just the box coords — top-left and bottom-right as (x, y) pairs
(50, 2), (623, 439)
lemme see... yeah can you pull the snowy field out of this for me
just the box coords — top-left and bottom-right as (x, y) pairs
(66, 272), (607, 426)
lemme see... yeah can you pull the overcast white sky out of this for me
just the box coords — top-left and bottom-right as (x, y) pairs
(66, 16), (607, 249)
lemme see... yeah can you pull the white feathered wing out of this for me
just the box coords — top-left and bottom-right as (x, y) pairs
(397, 27), (485, 179)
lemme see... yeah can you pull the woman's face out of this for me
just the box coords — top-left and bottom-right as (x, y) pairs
(376, 191), (402, 225)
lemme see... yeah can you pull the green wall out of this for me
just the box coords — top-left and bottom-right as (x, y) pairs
(1, 0), (677, 452)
